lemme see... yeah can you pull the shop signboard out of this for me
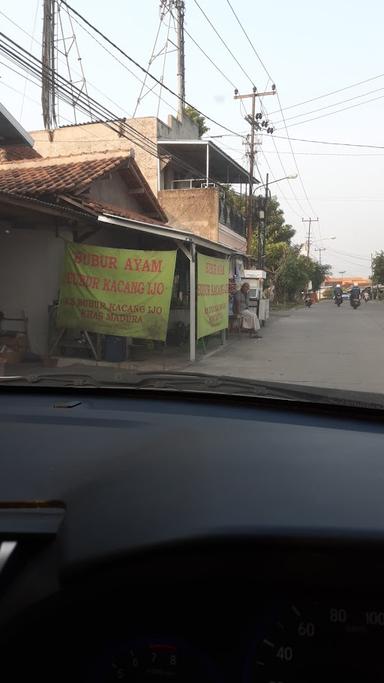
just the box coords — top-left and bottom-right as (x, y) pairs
(57, 243), (177, 341)
(197, 253), (229, 339)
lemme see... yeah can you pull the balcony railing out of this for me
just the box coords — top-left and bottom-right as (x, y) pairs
(170, 178), (217, 189)
(219, 195), (246, 237)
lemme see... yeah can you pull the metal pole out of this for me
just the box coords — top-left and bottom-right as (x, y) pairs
(189, 241), (196, 362)
(175, 0), (185, 121)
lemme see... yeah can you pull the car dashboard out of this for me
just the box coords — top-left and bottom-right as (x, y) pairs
(1, 386), (384, 682)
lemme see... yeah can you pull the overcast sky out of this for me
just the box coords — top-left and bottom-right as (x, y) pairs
(1, 0), (383, 276)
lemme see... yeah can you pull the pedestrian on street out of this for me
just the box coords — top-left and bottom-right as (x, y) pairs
(233, 282), (262, 339)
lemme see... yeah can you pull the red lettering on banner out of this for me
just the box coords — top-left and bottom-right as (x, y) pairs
(65, 272), (100, 289)
(124, 258), (163, 273)
(74, 252), (118, 269)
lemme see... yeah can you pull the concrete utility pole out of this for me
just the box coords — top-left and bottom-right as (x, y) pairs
(302, 217), (319, 258)
(234, 87), (276, 255)
(175, 0), (186, 120)
(339, 270), (346, 286)
(315, 246), (326, 265)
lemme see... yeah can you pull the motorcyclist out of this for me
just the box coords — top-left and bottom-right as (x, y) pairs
(350, 283), (361, 306)
(334, 283), (343, 302)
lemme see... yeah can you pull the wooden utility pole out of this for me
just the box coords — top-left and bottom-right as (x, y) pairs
(234, 87), (276, 255)
(302, 217), (319, 258)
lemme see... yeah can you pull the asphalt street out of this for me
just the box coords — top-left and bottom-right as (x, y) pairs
(197, 299), (384, 393)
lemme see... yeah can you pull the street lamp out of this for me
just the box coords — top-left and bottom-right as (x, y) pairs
(253, 173), (298, 194)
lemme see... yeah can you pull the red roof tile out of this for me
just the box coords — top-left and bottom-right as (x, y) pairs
(0, 155), (127, 197)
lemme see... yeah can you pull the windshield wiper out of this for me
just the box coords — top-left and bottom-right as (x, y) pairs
(1, 369), (384, 409)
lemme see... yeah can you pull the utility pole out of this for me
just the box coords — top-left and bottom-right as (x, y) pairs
(175, 0), (185, 120)
(234, 87), (276, 255)
(302, 217), (319, 258)
(339, 270), (346, 286)
(314, 246), (326, 265)
(261, 172), (270, 270)
(41, 0), (57, 135)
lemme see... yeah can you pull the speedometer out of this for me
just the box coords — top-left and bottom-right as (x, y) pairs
(246, 601), (384, 682)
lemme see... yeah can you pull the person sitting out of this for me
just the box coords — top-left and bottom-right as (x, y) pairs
(233, 282), (262, 339)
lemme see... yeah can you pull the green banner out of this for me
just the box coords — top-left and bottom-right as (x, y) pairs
(197, 253), (229, 339)
(57, 243), (177, 341)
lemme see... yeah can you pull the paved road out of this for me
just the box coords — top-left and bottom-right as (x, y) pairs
(196, 300), (384, 393)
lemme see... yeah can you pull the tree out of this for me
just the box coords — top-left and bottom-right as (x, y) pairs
(183, 106), (209, 137)
(372, 251), (384, 284)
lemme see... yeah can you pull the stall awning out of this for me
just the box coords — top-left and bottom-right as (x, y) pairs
(157, 139), (259, 185)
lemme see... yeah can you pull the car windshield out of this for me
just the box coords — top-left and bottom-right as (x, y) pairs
(0, 0), (382, 403)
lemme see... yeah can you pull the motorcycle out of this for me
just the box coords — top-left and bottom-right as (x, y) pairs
(351, 297), (361, 310)
(335, 295), (342, 307)
(304, 296), (312, 308)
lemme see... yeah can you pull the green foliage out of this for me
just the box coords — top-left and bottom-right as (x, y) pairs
(249, 194), (331, 302)
(183, 105), (209, 137)
(372, 250), (384, 284)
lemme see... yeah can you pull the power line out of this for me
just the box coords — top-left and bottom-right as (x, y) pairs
(273, 85), (384, 126)
(0, 6), (132, 118)
(276, 92), (384, 130)
(275, 92), (317, 218)
(183, 24), (237, 90)
(270, 134), (384, 149)
(0, 31), (246, 194)
(270, 71), (384, 115)
(59, 0), (244, 139)
(192, 0), (254, 87)
(225, 0), (273, 82)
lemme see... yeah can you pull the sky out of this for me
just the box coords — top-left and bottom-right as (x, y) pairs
(1, 0), (384, 277)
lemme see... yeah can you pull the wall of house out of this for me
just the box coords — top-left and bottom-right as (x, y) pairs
(0, 228), (71, 356)
(31, 118), (159, 194)
(158, 188), (219, 241)
(158, 114), (199, 141)
(88, 173), (142, 212)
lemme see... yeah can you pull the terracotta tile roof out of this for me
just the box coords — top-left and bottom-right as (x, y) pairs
(78, 199), (167, 226)
(0, 155), (128, 197)
(0, 145), (41, 162)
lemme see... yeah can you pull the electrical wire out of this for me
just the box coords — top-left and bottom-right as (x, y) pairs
(0, 31), (247, 193)
(19, 0), (39, 121)
(276, 92), (384, 131)
(183, 24), (238, 90)
(0, 6), (132, 118)
(270, 134), (384, 149)
(192, 0), (254, 88)
(273, 86), (384, 126)
(225, 0), (273, 82)
(270, 71), (384, 115)
(59, 0), (244, 139)
(132, 15), (163, 118)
